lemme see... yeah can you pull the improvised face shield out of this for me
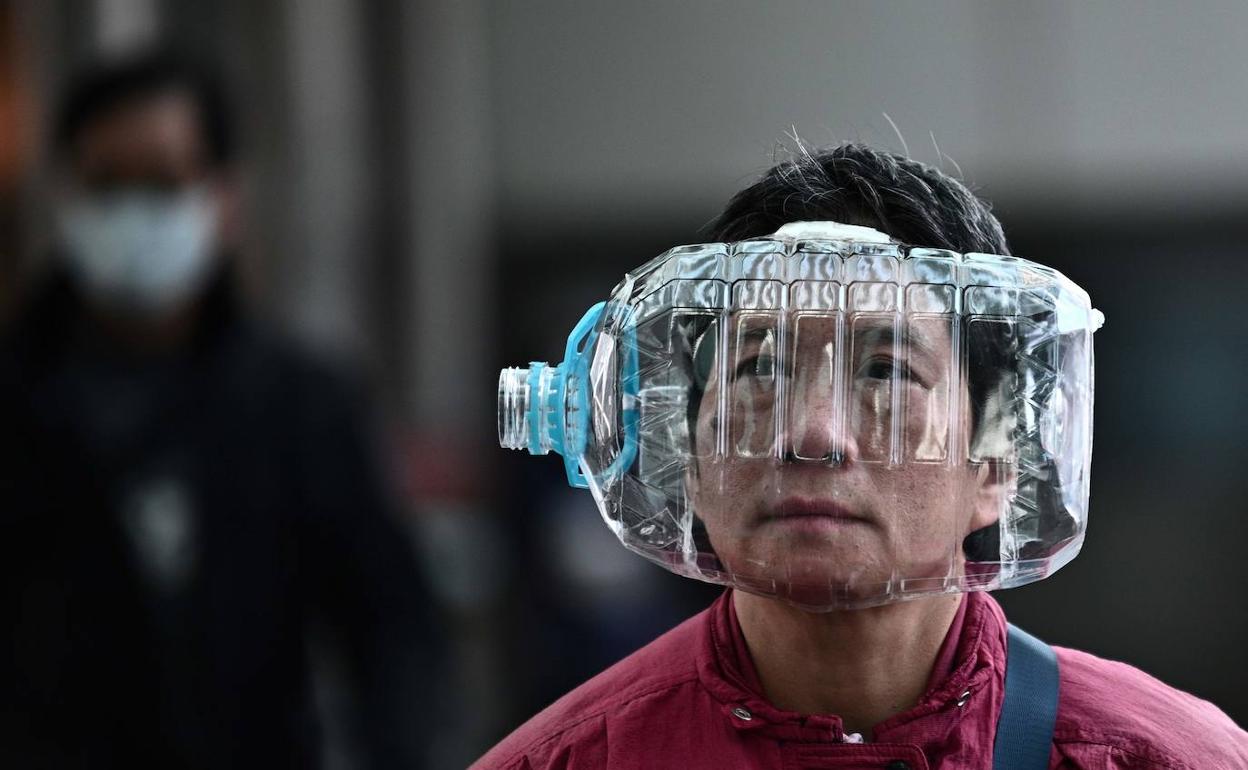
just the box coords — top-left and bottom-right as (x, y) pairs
(499, 222), (1103, 610)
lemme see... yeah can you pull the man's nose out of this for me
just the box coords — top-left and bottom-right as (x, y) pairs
(784, 358), (860, 465)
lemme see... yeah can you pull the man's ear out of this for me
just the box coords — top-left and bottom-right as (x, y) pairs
(969, 460), (1015, 533)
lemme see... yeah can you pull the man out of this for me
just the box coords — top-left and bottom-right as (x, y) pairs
(478, 143), (1248, 768)
(0, 51), (436, 768)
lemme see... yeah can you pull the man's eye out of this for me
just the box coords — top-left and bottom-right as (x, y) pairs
(736, 354), (776, 379)
(861, 357), (911, 382)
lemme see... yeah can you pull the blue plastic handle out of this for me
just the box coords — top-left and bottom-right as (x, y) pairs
(534, 302), (638, 489)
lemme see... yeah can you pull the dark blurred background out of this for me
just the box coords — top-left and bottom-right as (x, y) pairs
(0, 1), (1245, 768)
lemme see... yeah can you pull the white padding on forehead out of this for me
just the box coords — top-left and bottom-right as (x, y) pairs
(771, 220), (896, 244)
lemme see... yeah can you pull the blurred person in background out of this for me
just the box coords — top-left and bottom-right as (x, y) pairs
(475, 143), (1248, 769)
(0, 50), (438, 769)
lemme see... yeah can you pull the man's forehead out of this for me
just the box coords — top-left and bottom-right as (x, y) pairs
(74, 89), (207, 179)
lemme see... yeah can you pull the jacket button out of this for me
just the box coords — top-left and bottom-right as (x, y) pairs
(884, 762), (912, 770)
(730, 706), (752, 721)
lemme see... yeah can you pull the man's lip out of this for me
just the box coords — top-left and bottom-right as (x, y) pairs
(766, 497), (868, 523)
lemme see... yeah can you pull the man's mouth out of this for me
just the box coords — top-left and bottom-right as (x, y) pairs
(761, 496), (871, 531)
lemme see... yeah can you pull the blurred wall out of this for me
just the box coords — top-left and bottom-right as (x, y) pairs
(489, 0), (1248, 224)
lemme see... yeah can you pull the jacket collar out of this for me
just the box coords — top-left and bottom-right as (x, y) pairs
(694, 588), (1008, 745)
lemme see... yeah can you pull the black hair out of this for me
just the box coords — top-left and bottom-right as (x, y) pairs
(705, 142), (1009, 254)
(54, 49), (235, 167)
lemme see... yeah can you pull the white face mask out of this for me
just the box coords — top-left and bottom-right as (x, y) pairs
(56, 187), (220, 315)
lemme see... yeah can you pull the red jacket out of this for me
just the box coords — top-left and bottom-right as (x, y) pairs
(473, 590), (1248, 769)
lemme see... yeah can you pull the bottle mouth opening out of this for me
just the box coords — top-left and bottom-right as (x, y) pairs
(498, 367), (532, 450)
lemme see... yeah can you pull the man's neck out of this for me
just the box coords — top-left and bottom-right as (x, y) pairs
(732, 590), (963, 736)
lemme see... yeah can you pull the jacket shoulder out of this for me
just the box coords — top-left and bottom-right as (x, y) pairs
(471, 609), (708, 769)
(1053, 646), (1248, 769)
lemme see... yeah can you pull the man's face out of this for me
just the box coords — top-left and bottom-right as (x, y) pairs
(70, 89), (211, 193)
(687, 312), (1006, 606)
(56, 88), (238, 319)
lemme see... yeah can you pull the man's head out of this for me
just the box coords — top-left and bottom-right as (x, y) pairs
(51, 50), (239, 319)
(55, 49), (235, 179)
(681, 143), (1018, 605)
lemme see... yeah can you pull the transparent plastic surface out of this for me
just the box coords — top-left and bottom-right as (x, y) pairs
(501, 238), (1102, 610)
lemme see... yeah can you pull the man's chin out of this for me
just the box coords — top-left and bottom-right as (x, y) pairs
(721, 552), (896, 609)
(723, 547), (971, 608)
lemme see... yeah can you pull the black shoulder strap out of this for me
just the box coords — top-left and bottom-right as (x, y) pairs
(993, 623), (1060, 770)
